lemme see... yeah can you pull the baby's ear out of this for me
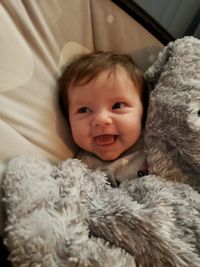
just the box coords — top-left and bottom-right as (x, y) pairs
(144, 42), (173, 90)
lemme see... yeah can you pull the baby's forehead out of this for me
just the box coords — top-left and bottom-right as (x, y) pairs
(68, 66), (141, 100)
(71, 64), (133, 86)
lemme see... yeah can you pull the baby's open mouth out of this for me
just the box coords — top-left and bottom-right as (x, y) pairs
(94, 135), (117, 146)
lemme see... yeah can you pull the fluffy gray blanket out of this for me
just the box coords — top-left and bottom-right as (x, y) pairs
(3, 157), (200, 267)
(2, 37), (200, 267)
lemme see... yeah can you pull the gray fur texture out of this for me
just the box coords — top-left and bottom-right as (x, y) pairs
(144, 36), (200, 191)
(2, 37), (200, 267)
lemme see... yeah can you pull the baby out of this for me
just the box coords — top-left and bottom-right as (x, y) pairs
(59, 51), (148, 186)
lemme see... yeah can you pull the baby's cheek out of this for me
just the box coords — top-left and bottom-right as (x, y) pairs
(70, 125), (80, 142)
(72, 126), (89, 148)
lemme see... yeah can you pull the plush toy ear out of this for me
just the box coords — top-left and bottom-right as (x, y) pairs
(144, 42), (173, 90)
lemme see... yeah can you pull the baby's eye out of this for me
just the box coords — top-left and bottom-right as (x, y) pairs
(112, 102), (126, 109)
(77, 107), (91, 113)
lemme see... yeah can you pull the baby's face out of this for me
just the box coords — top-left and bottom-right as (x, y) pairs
(68, 66), (143, 161)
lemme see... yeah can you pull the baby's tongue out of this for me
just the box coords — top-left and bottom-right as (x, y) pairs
(95, 135), (115, 145)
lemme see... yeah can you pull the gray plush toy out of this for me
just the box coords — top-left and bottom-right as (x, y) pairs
(2, 37), (200, 267)
(144, 36), (200, 191)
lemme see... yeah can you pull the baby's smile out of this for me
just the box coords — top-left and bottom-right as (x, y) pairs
(94, 134), (117, 146)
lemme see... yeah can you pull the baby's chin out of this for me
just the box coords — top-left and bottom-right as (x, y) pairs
(95, 151), (122, 161)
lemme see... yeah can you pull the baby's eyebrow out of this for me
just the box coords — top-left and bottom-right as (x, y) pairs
(109, 94), (129, 101)
(70, 101), (90, 108)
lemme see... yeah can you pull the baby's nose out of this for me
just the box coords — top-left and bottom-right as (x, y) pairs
(92, 111), (112, 127)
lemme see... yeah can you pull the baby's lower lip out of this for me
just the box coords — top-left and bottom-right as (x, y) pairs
(94, 135), (117, 146)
